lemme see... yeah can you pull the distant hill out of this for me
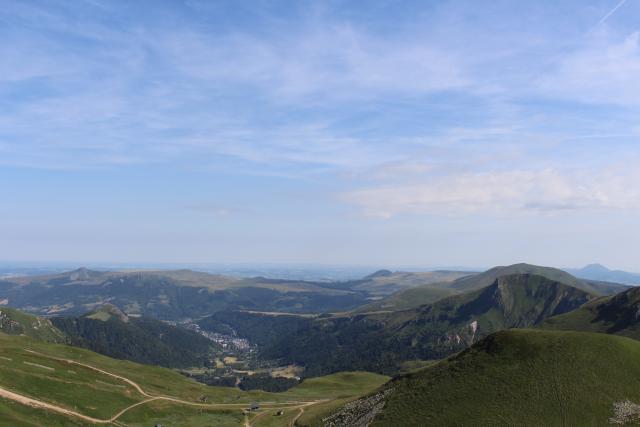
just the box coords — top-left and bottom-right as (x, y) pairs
(0, 268), (368, 319)
(355, 263), (627, 313)
(325, 330), (640, 427)
(347, 270), (473, 297)
(450, 263), (626, 295)
(542, 286), (640, 340)
(207, 274), (593, 375)
(565, 263), (640, 285)
(1, 264), (621, 320)
(0, 306), (65, 343)
(51, 304), (219, 368)
(364, 269), (394, 279)
(354, 285), (459, 312)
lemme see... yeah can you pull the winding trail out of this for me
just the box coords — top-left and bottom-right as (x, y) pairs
(289, 406), (305, 427)
(0, 386), (111, 424)
(1, 350), (325, 425)
(25, 350), (150, 397)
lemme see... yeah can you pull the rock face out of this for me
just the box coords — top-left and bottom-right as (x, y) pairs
(0, 310), (23, 335)
(610, 400), (640, 425)
(0, 307), (65, 343)
(394, 273), (594, 357)
(323, 389), (393, 427)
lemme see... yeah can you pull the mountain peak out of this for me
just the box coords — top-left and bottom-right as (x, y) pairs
(366, 269), (394, 279)
(581, 263), (611, 273)
(68, 267), (103, 281)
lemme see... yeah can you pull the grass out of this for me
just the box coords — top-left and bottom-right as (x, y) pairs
(0, 399), (87, 427)
(372, 329), (640, 426)
(250, 407), (301, 427)
(355, 285), (459, 312)
(282, 372), (390, 427)
(0, 346), (141, 419)
(0, 332), (388, 426)
(283, 372), (389, 400)
(0, 307), (65, 342)
(294, 397), (353, 427)
(117, 400), (244, 427)
(0, 333), (265, 404)
(541, 287), (640, 341)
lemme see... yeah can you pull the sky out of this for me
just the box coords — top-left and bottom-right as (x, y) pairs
(1, 0), (640, 270)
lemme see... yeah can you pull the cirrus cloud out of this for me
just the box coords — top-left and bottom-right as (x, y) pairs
(342, 167), (640, 218)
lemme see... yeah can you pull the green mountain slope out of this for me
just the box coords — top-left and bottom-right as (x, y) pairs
(0, 331), (388, 427)
(541, 285), (640, 339)
(363, 329), (640, 427)
(0, 306), (65, 343)
(354, 285), (459, 312)
(385, 273), (594, 355)
(51, 304), (219, 368)
(355, 263), (624, 313)
(208, 274), (592, 375)
(450, 262), (625, 295)
(347, 270), (473, 297)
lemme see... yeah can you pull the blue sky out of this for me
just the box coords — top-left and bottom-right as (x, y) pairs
(2, 0), (640, 270)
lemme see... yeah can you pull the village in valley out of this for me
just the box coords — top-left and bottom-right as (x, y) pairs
(177, 321), (303, 392)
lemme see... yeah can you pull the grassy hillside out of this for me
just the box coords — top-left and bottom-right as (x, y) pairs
(541, 285), (640, 340)
(210, 274), (592, 376)
(384, 273), (594, 355)
(347, 270), (472, 297)
(0, 306), (65, 343)
(0, 332), (387, 426)
(51, 304), (220, 368)
(354, 263), (625, 313)
(354, 285), (459, 312)
(450, 263), (626, 295)
(363, 329), (640, 426)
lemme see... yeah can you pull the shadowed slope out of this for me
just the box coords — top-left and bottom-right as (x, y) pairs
(369, 330), (640, 426)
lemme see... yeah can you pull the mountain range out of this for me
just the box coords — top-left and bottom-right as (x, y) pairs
(204, 270), (599, 375)
(1, 262), (639, 426)
(0, 268), (370, 318)
(565, 263), (640, 285)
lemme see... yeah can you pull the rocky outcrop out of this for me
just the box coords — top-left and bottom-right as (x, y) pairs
(323, 388), (393, 427)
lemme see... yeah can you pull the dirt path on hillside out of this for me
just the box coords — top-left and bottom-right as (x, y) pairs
(3, 350), (326, 425)
(289, 407), (305, 427)
(288, 399), (327, 427)
(0, 385), (113, 424)
(248, 400), (322, 427)
(25, 350), (151, 397)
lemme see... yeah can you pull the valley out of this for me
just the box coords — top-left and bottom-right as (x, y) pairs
(5, 1), (639, 425)
(0, 263), (639, 426)
(0, 332), (388, 426)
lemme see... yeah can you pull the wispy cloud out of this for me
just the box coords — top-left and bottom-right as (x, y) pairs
(2, 0), (640, 218)
(343, 166), (640, 218)
(537, 31), (640, 105)
(160, 25), (468, 100)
